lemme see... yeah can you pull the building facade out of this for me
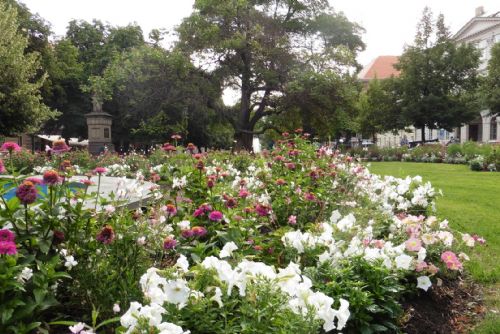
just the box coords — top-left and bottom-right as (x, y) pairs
(453, 7), (500, 144)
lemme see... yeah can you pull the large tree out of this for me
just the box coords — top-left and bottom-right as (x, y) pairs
(177, 0), (364, 150)
(396, 8), (481, 141)
(0, 0), (58, 136)
(481, 42), (500, 115)
(101, 45), (231, 148)
(357, 77), (405, 139)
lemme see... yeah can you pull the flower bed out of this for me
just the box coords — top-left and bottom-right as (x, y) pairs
(347, 142), (500, 172)
(0, 135), (485, 333)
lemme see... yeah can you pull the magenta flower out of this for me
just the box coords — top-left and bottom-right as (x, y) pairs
(16, 181), (38, 205)
(162, 204), (177, 216)
(0, 159), (5, 174)
(51, 139), (70, 154)
(93, 167), (108, 175)
(191, 226), (207, 237)
(181, 229), (195, 238)
(162, 143), (177, 152)
(163, 236), (177, 250)
(238, 188), (249, 198)
(96, 225), (115, 244)
(0, 229), (15, 242)
(25, 177), (43, 185)
(43, 170), (61, 185)
(1, 141), (21, 153)
(209, 210), (223, 222)
(288, 215), (297, 225)
(254, 204), (270, 217)
(0, 241), (17, 255)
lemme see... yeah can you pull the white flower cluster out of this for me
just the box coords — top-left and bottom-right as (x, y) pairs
(122, 253), (350, 332)
(106, 163), (131, 177)
(60, 249), (78, 270)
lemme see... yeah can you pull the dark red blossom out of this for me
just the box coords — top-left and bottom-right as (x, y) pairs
(163, 236), (177, 249)
(43, 170), (60, 185)
(96, 225), (115, 244)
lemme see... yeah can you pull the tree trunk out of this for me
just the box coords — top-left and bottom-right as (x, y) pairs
(421, 127), (426, 142)
(234, 131), (253, 152)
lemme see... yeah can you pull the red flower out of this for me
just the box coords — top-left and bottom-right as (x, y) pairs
(96, 225), (115, 244)
(43, 170), (60, 185)
(255, 204), (270, 217)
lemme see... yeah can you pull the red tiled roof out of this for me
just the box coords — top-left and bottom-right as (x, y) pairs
(359, 56), (400, 80)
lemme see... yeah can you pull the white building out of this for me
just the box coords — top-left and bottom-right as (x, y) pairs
(453, 7), (500, 143)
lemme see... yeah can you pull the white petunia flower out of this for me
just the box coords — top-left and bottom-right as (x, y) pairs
(17, 267), (33, 283)
(219, 242), (238, 258)
(394, 254), (413, 270)
(417, 276), (432, 291)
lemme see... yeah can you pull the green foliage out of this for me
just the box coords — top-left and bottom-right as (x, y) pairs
(177, 0), (365, 149)
(481, 43), (500, 115)
(396, 8), (481, 140)
(306, 258), (404, 333)
(0, 1), (58, 136)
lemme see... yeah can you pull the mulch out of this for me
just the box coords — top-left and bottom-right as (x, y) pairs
(401, 276), (486, 334)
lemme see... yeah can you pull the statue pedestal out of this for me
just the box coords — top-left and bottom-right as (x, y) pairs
(85, 111), (114, 155)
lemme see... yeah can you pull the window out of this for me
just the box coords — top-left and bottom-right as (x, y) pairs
(104, 128), (110, 139)
(491, 117), (497, 141)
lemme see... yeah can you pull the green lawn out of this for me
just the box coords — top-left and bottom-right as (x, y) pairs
(367, 162), (499, 333)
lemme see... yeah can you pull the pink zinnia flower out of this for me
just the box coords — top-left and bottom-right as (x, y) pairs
(162, 143), (176, 152)
(163, 236), (177, 250)
(304, 192), (316, 201)
(405, 238), (422, 252)
(0, 241), (17, 255)
(181, 229), (195, 238)
(238, 188), (249, 198)
(43, 170), (61, 185)
(191, 226), (207, 237)
(25, 177), (43, 185)
(16, 181), (38, 205)
(93, 167), (108, 175)
(209, 210), (223, 221)
(96, 225), (115, 244)
(0, 159), (5, 174)
(1, 141), (21, 153)
(0, 229), (15, 242)
(285, 162), (296, 170)
(162, 204), (177, 216)
(51, 139), (70, 154)
(254, 204), (270, 217)
(80, 179), (95, 186)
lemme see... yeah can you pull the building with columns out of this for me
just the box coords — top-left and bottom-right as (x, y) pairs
(453, 7), (500, 144)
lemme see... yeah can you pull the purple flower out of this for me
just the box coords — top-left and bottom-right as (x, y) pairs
(208, 210), (223, 222)
(0, 159), (6, 174)
(163, 236), (177, 250)
(16, 181), (38, 205)
(51, 140), (70, 154)
(181, 229), (195, 238)
(0, 229), (15, 242)
(0, 241), (17, 255)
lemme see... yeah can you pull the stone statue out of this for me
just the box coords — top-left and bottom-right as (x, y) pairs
(91, 92), (103, 113)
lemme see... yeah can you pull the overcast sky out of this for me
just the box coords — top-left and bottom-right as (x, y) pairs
(20, 0), (500, 66)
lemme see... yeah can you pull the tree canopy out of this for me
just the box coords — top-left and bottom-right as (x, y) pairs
(0, 0), (58, 136)
(177, 0), (364, 149)
(396, 7), (481, 141)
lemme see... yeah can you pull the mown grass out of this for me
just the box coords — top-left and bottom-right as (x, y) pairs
(367, 162), (499, 332)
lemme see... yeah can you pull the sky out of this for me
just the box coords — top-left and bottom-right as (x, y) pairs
(20, 0), (500, 66)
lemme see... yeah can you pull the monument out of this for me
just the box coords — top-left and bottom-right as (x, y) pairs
(85, 93), (113, 155)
